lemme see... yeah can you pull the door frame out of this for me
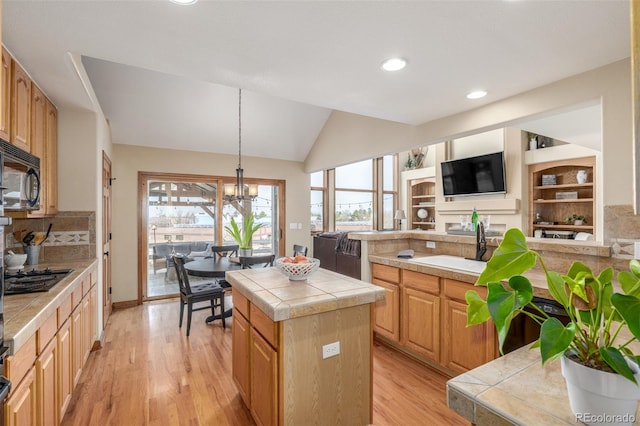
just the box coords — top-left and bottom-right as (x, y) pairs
(137, 171), (286, 304)
(102, 151), (112, 328)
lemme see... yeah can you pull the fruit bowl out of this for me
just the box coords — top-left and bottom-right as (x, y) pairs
(275, 257), (320, 281)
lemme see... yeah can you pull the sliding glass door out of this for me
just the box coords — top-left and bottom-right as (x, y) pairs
(139, 173), (285, 302)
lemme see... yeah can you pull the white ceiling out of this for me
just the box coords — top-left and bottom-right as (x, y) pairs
(2, 1), (630, 161)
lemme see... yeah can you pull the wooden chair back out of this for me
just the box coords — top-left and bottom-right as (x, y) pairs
(239, 254), (276, 269)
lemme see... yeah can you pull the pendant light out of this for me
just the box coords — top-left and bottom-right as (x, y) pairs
(224, 88), (258, 203)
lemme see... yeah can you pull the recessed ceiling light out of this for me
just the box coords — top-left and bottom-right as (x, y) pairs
(466, 90), (487, 100)
(170, 0), (198, 5)
(381, 58), (407, 72)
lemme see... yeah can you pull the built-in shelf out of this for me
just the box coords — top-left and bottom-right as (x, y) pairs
(409, 178), (435, 230)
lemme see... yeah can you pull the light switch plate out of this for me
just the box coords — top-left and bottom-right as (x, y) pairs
(426, 241), (436, 249)
(322, 341), (340, 359)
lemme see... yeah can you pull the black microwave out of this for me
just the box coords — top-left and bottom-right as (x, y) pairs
(0, 139), (40, 211)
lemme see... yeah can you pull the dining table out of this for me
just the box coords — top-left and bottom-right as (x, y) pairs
(183, 256), (242, 322)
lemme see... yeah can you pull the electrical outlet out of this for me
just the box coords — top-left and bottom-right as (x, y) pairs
(289, 223), (297, 229)
(426, 241), (436, 249)
(322, 341), (340, 359)
(635, 242), (640, 259)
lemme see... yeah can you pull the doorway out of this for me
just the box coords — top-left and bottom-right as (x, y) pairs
(138, 172), (285, 302)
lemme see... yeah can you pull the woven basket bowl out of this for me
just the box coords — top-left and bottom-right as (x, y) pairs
(275, 257), (320, 281)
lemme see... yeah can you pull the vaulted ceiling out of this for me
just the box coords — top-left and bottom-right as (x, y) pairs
(2, 1), (630, 161)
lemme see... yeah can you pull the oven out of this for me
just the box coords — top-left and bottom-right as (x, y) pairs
(503, 296), (570, 354)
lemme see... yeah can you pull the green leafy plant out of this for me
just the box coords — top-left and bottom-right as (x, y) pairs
(224, 213), (264, 250)
(466, 228), (640, 383)
(563, 214), (586, 224)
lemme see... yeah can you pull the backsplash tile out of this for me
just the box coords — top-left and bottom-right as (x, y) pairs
(4, 211), (96, 263)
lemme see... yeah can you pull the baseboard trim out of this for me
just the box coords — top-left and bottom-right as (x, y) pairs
(112, 300), (138, 310)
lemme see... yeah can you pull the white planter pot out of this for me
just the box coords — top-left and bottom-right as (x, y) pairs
(561, 355), (640, 425)
(574, 220), (584, 226)
(238, 248), (252, 257)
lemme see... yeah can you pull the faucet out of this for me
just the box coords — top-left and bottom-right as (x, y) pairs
(475, 221), (487, 261)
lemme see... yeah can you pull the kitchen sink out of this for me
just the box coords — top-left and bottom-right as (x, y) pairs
(409, 255), (487, 274)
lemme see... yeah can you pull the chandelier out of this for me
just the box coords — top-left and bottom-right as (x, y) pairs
(224, 88), (258, 203)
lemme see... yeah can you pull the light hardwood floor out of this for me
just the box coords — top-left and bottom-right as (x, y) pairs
(61, 299), (470, 426)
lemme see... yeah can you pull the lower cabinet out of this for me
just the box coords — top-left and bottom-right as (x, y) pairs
(232, 311), (251, 405)
(5, 370), (36, 426)
(372, 263), (497, 374)
(250, 328), (277, 426)
(442, 279), (496, 375)
(401, 270), (440, 363)
(4, 265), (99, 426)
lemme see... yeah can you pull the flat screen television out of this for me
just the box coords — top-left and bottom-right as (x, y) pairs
(441, 152), (506, 196)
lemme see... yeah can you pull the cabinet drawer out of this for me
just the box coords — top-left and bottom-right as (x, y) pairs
(37, 312), (57, 354)
(250, 304), (278, 349)
(5, 334), (36, 385)
(402, 270), (440, 295)
(233, 291), (250, 319)
(57, 295), (72, 328)
(444, 279), (486, 301)
(372, 263), (400, 284)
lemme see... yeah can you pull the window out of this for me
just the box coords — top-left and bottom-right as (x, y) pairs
(310, 171), (326, 233)
(381, 155), (397, 230)
(335, 160), (374, 231)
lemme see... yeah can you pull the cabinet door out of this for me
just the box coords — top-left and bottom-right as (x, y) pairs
(36, 337), (58, 426)
(10, 59), (31, 151)
(72, 306), (83, 388)
(0, 47), (11, 141)
(5, 369), (36, 426)
(57, 319), (72, 419)
(372, 278), (400, 341)
(401, 287), (440, 362)
(442, 279), (496, 375)
(232, 311), (251, 407)
(250, 329), (277, 426)
(44, 99), (58, 215)
(82, 294), (91, 364)
(89, 285), (97, 345)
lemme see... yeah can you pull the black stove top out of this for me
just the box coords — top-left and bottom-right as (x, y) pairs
(4, 268), (74, 295)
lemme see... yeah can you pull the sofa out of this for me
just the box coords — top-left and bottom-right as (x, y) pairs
(312, 232), (361, 280)
(151, 241), (214, 275)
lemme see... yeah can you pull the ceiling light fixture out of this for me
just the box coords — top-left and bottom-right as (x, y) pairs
(381, 58), (407, 72)
(466, 90), (487, 99)
(169, 0), (198, 5)
(224, 88), (258, 204)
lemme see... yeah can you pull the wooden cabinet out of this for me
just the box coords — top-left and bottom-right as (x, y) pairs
(529, 157), (596, 238)
(5, 370), (36, 426)
(30, 83), (45, 160)
(401, 271), (441, 363)
(0, 47), (11, 141)
(36, 337), (58, 426)
(43, 99), (58, 215)
(10, 59), (31, 152)
(442, 279), (496, 375)
(410, 177), (436, 230)
(372, 264), (400, 341)
(250, 328), (278, 426)
(71, 305), (83, 388)
(232, 305), (251, 406)
(57, 318), (72, 420)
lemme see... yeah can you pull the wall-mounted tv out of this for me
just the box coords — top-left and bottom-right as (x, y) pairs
(441, 152), (506, 197)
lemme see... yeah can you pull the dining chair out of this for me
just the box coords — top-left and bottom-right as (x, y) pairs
(208, 244), (239, 259)
(173, 254), (226, 336)
(239, 254), (276, 269)
(293, 244), (308, 257)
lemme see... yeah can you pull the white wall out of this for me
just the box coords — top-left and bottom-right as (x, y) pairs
(111, 144), (310, 303)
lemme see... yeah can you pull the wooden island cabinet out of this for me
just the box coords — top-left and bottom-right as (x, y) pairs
(3, 261), (99, 426)
(227, 267), (385, 426)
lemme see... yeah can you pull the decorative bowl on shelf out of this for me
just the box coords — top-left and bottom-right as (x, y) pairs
(275, 257), (320, 281)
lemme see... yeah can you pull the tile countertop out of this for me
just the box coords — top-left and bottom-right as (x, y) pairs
(447, 344), (640, 425)
(225, 266), (386, 322)
(3, 259), (98, 354)
(368, 252), (554, 300)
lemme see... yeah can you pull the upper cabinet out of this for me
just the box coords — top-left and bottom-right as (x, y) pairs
(528, 156), (596, 239)
(0, 47), (11, 141)
(43, 99), (58, 215)
(11, 58), (31, 152)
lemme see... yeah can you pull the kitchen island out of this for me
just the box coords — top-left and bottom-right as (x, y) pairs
(226, 266), (385, 426)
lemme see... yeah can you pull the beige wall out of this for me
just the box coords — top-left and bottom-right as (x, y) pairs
(111, 144), (309, 303)
(305, 60), (633, 209)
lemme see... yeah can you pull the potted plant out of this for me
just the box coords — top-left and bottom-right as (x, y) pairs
(466, 228), (640, 425)
(564, 214), (586, 226)
(224, 213), (264, 256)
